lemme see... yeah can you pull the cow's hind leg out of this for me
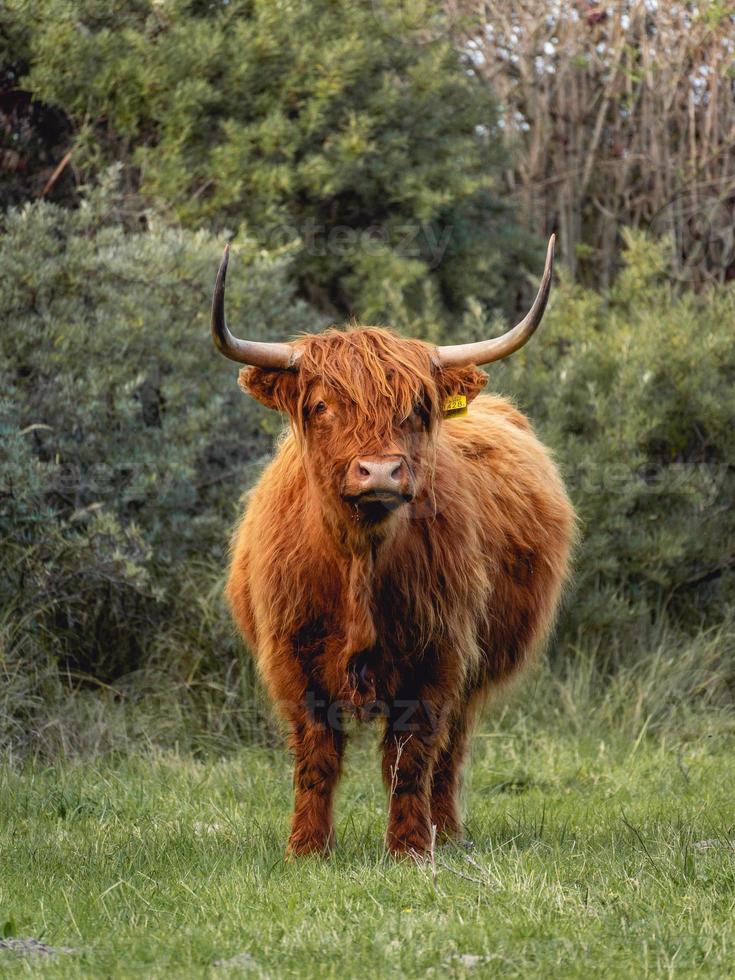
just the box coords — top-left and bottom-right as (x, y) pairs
(287, 710), (346, 857)
(381, 696), (447, 858)
(430, 696), (479, 841)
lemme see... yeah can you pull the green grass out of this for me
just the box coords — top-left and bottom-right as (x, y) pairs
(2, 713), (734, 978)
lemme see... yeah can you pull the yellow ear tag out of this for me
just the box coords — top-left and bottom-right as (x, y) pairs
(443, 393), (467, 418)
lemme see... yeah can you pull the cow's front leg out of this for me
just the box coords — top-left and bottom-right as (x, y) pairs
(287, 707), (346, 857)
(381, 696), (447, 858)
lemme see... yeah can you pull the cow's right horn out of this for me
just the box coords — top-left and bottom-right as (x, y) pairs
(211, 245), (301, 369)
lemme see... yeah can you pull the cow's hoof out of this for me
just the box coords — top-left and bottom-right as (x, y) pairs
(386, 844), (430, 864)
(431, 818), (464, 843)
(385, 831), (431, 861)
(286, 829), (334, 859)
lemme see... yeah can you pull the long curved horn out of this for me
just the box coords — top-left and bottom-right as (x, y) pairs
(436, 234), (555, 368)
(211, 245), (300, 369)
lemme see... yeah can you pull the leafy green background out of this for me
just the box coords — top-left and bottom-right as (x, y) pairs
(1, 0), (733, 756)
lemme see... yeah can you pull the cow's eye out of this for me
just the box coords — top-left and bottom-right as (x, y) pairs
(409, 404), (428, 427)
(314, 401), (328, 416)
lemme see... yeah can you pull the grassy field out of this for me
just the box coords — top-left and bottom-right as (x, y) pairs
(2, 701), (734, 979)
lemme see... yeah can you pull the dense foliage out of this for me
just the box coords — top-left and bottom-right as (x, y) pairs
(1, 0), (537, 326)
(2, 192), (733, 752)
(495, 232), (735, 654)
(0, 182), (316, 729)
(1, 2), (732, 756)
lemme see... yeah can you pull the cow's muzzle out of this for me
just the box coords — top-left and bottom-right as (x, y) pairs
(343, 455), (414, 513)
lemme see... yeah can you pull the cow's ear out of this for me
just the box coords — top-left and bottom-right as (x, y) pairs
(436, 365), (488, 407)
(238, 366), (301, 415)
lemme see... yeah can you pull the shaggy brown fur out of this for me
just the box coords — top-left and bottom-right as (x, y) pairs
(226, 327), (575, 857)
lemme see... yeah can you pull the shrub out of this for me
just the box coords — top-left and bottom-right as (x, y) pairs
(0, 175), (317, 703)
(3, 0), (536, 326)
(492, 231), (735, 652)
(2, 197), (733, 755)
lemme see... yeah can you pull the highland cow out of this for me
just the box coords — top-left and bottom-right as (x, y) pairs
(212, 236), (574, 857)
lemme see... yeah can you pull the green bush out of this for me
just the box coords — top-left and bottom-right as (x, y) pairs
(2, 189), (733, 755)
(3, 0), (537, 326)
(493, 231), (735, 653)
(0, 176), (317, 722)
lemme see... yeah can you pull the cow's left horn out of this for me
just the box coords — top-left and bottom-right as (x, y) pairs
(211, 245), (301, 369)
(436, 234), (555, 368)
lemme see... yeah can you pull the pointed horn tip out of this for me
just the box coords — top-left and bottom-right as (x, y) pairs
(434, 231), (556, 370)
(211, 244), (300, 370)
